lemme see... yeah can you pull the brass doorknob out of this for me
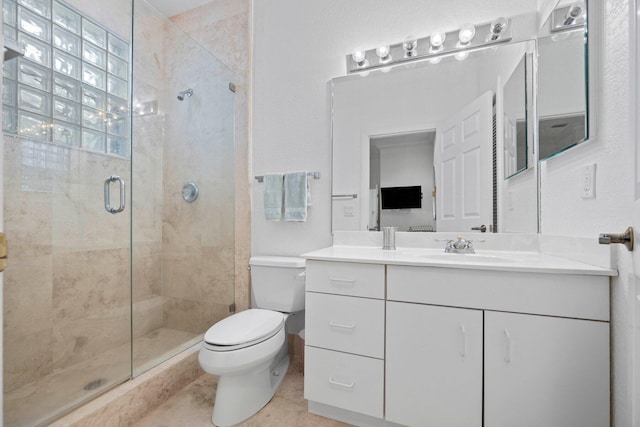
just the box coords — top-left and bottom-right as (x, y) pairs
(0, 232), (8, 272)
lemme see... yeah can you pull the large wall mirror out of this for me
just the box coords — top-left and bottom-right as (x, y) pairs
(331, 41), (537, 233)
(331, 0), (592, 234)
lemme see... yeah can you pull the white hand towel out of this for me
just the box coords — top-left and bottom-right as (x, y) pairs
(284, 171), (308, 222)
(263, 173), (284, 221)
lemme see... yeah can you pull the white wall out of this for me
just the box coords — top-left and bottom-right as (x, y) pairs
(252, 0), (539, 256)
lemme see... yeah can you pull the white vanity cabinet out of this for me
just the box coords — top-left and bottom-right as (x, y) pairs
(304, 260), (385, 419)
(386, 265), (610, 427)
(303, 256), (611, 427)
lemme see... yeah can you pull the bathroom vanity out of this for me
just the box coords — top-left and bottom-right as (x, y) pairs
(303, 241), (615, 427)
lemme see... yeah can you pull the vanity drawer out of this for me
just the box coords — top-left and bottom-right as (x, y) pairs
(306, 260), (385, 299)
(304, 346), (384, 418)
(387, 265), (610, 321)
(306, 292), (384, 358)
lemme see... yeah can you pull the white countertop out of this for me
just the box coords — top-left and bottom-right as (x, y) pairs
(302, 245), (618, 276)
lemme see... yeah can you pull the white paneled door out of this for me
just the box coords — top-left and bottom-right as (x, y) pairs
(435, 91), (493, 232)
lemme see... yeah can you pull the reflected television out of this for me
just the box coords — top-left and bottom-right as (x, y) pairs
(380, 186), (422, 210)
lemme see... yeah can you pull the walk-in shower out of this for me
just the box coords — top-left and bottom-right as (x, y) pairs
(177, 88), (194, 101)
(1, 0), (236, 425)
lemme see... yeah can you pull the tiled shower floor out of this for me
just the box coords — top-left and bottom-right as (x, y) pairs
(4, 328), (197, 427)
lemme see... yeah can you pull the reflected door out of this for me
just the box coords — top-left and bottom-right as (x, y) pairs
(435, 91), (493, 232)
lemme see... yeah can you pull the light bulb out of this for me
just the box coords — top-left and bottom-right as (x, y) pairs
(458, 24), (476, 46)
(351, 49), (369, 68)
(488, 17), (508, 41)
(429, 56), (442, 64)
(430, 31), (446, 50)
(402, 36), (418, 57)
(564, 1), (585, 25)
(376, 45), (391, 63)
(455, 50), (469, 61)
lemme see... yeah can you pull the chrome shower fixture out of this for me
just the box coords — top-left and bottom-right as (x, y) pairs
(177, 88), (193, 101)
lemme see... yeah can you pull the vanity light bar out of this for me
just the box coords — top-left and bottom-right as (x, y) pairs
(550, 4), (587, 32)
(346, 18), (512, 74)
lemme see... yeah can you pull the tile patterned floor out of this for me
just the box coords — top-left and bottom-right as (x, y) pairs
(133, 359), (353, 427)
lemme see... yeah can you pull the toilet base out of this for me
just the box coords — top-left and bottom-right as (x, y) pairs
(211, 347), (290, 426)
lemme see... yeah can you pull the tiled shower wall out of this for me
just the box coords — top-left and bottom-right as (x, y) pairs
(171, 0), (252, 312)
(3, 0), (247, 392)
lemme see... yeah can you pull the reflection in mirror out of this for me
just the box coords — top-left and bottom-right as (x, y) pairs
(503, 55), (528, 178)
(369, 131), (435, 231)
(331, 41), (537, 234)
(538, 28), (587, 159)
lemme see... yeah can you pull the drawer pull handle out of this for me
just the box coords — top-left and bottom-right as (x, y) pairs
(459, 325), (467, 358)
(504, 329), (512, 363)
(329, 321), (356, 329)
(329, 278), (356, 286)
(328, 377), (355, 388)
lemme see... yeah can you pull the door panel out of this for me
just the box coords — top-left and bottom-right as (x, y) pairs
(435, 91), (493, 231)
(485, 311), (609, 427)
(386, 301), (483, 427)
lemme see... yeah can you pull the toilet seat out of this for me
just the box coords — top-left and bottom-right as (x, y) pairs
(203, 309), (285, 352)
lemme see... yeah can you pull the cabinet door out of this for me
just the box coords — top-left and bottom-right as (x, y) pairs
(386, 302), (483, 427)
(485, 311), (609, 427)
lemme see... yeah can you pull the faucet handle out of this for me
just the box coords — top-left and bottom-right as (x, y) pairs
(452, 235), (471, 249)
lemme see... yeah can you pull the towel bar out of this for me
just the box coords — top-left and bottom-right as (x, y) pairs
(254, 172), (320, 183)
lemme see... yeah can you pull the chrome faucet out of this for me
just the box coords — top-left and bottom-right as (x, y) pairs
(444, 235), (476, 254)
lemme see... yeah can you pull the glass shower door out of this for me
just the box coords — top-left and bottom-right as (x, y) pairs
(131, 0), (237, 376)
(2, 0), (133, 425)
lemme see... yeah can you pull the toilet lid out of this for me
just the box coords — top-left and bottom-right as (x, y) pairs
(204, 309), (284, 346)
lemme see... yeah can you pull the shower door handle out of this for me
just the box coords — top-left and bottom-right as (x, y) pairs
(104, 175), (126, 214)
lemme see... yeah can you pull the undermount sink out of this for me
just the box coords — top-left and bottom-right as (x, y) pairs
(421, 253), (516, 263)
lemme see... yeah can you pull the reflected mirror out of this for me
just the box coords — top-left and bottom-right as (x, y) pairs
(538, 3), (588, 159)
(331, 41), (537, 234)
(503, 55), (528, 178)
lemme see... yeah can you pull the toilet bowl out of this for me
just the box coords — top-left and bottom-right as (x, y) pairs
(199, 256), (305, 427)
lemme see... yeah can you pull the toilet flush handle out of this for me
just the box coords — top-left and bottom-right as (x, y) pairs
(295, 271), (306, 281)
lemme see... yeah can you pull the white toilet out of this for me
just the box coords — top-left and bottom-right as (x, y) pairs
(199, 256), (305, 426)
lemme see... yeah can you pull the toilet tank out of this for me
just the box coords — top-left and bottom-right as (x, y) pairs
(250, 256), (305, 312)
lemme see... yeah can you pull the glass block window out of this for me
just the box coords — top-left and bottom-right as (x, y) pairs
(2, 0), (130, 158)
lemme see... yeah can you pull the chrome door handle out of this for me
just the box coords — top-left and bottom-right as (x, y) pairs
(471, 224), (487, 232)
(104, 175), (126, 214)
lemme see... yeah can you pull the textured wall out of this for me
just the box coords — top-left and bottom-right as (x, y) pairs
(539, 1), (638, 425)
